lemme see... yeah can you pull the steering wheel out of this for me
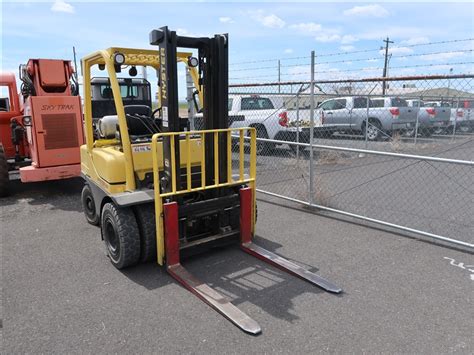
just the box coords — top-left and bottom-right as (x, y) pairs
(151, 107), (162, 118)
(0, 108), (7, 112)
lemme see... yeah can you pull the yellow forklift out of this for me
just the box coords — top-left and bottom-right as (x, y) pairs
(80, 26), (341, 335)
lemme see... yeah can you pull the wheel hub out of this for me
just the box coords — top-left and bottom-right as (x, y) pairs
(104, 218), (120, 259)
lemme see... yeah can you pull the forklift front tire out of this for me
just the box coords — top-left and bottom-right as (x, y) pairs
(81, 184), (99, 226)
(134, 203), (157, 263)
(101, 202), (141, 269)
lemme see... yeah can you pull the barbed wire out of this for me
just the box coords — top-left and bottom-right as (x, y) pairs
(229, 61), (474, 80)
(281, 49), (474, 67)
(230, 38), (474, 66)
(230, 49), (474, 73)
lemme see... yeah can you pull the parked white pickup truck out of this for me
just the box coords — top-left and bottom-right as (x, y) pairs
(194, 94), (318, 153)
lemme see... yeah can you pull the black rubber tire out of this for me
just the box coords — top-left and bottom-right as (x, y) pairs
(421, 128), (433, 138)
(133, 203), (157, 263)
(0, 144), (9, 197)
(458, 125), (472, 133)
(253, 125), (275, 155)
(289, 144), (306, 155)
(363, 119), (382, 141)
(101, 202), (140, 269)
(81, 184), (99, 226)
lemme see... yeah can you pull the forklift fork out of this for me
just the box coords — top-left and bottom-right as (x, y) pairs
(162, 188), (341, 335)
(163, 201), (262, 335)
(239, 187), (342, 294)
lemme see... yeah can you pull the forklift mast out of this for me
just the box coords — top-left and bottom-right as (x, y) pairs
(150, 26), (229, 194)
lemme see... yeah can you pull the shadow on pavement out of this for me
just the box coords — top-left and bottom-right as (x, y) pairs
(1, 177), (84, 212)
(120, 235), (340, 323)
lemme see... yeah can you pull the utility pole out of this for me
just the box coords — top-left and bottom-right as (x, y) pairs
(278, 59), (281, 93)
(382, 37), (393, 96)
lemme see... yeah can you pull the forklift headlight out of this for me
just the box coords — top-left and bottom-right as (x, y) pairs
(187, 56), (199, 68)
(22, 115), (32, 126)
(113, 52), (126, 65)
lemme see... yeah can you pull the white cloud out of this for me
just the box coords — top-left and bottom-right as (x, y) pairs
(341, 35), (358, 44)
(289, 22), (322, 33)
(400, 37), (429, 45)
(257, 13), (285, 28)
(219, 17), (234, 24)
(176, 28), (208, 38)
(340, 45), (355, 51)
(51, 0), (74, 13)
(344, 4), (389, 18)
(284, 48), (293, 54)
(315, 34), (341, 43)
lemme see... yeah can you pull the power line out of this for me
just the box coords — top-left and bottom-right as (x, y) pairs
(403, 38), (474, 48)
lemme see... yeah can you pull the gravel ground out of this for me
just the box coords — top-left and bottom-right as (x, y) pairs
(253, 135), (474, 244)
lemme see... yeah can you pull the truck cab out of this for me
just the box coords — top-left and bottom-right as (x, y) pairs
(90, 77), (151, 119)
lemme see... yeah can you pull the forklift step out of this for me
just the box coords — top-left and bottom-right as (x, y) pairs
(167, 264), (261, 335)
(241, 242), (342, 294)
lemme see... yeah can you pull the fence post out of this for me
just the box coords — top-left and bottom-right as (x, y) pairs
(414, 113), (419, 145)
(296, 92), (300, 160)
(365, 95), (370, 149)
(452, 99), (460, 140)
(309, 51), (315, 206)
(278, 59), (281, 94)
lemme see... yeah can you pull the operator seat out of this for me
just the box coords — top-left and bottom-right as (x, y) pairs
(124, 104), (155, 138)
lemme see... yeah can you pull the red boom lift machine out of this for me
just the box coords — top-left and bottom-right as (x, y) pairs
(0, 59), (84, 196)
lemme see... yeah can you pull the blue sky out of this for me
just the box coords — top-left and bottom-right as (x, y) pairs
(1, 1), (473, 97)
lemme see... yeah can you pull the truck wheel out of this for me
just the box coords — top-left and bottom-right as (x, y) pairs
(459, 125), (471, 133)
(420, 128), (433, 138)
(81, 184), (99, 226)
(134, 203), (157, 263)
(101, 202), (140, 269)
(364, 120), (381, 141)
(433, 127), (446, 135)
(289, 144), (306, 155)
(0, 144), (9, 197)
(254, 126), (274, 155)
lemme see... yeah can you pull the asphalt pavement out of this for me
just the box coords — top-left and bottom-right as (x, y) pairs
(1, 177), (473, 354)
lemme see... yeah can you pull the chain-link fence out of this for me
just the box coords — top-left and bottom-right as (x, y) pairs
(224, 74), (474, 250)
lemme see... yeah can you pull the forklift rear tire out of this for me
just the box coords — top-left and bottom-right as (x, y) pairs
(101, 202), (141, 269)
(81, 184), (99, 226)
(0, 144), (9, 197)
(134, 203), (157, 263)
